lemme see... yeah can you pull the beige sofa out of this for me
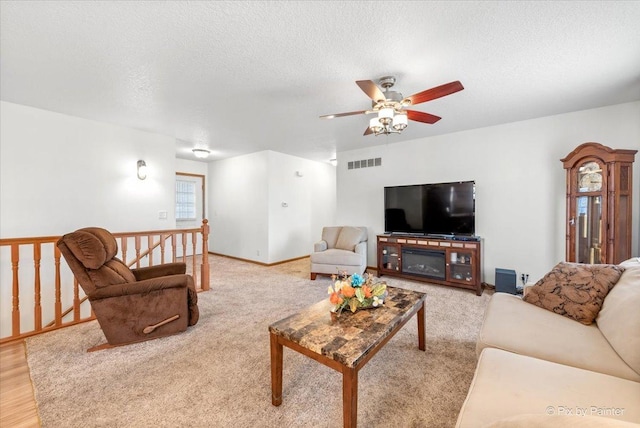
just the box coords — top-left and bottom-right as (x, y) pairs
(456, 258), (640, 427)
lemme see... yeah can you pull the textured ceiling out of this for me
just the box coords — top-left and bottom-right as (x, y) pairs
(2, 1), (640, 163)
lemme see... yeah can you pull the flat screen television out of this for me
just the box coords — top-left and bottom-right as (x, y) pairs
(384, 181), (475, 236)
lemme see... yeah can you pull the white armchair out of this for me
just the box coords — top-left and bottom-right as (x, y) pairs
(310, 226), (368, 280)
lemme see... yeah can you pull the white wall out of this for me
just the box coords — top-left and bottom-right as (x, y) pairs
(267, 151), (336, 263)
(208, 151), (270, 262)
(208, 150), (336, 264)
(0, 101), (177, 237)
(336, 101), (640, 284)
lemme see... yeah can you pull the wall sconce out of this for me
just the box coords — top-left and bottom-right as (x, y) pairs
(137, 160), (147, 180)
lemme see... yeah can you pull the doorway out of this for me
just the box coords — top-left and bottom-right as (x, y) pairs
(175, 172), (205, 256)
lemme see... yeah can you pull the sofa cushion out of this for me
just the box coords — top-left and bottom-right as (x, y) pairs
(335, 226), (364, 251)
(455, 348), (640, 428)
(477, 293), (640, 381)
(310, 248), (364, 266)
(485, 414), (640, 428)
(523, 262), (624, 325)
(321, 226), (342, 249)
(597, 260), (640, 377)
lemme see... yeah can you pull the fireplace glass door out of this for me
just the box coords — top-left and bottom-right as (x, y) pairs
(401, 248), (445, 280)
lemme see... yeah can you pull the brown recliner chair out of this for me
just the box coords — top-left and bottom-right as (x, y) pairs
(57, 227), (199, 351)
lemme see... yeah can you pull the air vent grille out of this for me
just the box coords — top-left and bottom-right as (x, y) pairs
(347, 157), (382, 170)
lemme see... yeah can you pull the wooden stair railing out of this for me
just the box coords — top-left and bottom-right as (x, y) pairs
(0, 220), (210, 345)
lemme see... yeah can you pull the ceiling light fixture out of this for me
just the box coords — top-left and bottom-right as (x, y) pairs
(367, 76), (409, 136)
(192, 148), (211, 159)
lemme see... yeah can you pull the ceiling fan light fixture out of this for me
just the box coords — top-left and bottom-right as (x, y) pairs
(321, 77), (464, 137)
(378, 107), (394, 126)
(392, 113), (408, 131)
(369, 117), (383, 133)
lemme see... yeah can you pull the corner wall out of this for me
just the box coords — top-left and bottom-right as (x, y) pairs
(208, 150), (336, 264)
(336, 101), (640, 284)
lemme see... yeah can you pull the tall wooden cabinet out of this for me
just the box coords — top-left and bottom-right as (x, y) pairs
(561, 142), (637, 264)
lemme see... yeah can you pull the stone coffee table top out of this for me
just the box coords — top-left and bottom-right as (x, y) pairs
(268, 285), (426, 368)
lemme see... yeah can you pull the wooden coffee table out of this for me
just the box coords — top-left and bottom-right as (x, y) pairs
(268, 285), (426, 427)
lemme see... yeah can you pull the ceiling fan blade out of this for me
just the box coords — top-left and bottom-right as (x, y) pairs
(404, 81), (464, 106)
(356, 80), (386, 102)
(363, 126), (373, 136)
(320, 110), (369, 119)
(406, 110), (442, 124)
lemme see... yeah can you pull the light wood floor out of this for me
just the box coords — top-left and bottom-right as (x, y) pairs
(0, 341), (40, 428)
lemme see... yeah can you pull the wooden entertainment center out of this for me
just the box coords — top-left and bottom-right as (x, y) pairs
(377, 234), (483, 295)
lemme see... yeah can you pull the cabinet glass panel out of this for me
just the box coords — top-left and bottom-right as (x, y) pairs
(449, 250), (473, 283)
(380, 245), (400, 271)
(575, 195), (603, 263)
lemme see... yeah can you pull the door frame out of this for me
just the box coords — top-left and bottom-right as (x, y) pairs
(175, 172), (206, 221)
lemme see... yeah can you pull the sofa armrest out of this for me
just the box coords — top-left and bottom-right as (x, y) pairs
(354, 241), (367, 256)
(90, 274), (189, 300)
(131, 262), (186, 281)
(314, 241), (328, 252)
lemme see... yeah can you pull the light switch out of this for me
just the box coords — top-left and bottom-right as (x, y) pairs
(158, 210), (168, 220)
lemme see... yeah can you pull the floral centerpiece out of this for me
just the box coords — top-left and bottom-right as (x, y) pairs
(327, 272), (388, 315)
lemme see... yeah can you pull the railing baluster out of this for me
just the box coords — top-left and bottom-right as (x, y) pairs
(121, 237), (128, 267)
(148, 235), (153, 266)
(190, 231), (197, 285)
(181, 233), (187, 263)
(33, 243), (42, 330)
(171, 234), (177, 263)
(11, 244), (20, 337)
(160, 234), (166, 264)
(135, 236), (141, 269)
(54, 246), (62, 326)
(201, 219), (210, 291)
(73, 278), (80, 321)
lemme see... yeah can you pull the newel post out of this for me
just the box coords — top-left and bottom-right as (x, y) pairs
(200, 219), (210, 291)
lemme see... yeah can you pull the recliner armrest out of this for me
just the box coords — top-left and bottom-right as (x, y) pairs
(131, 262), (186, 281)
(90, 274), (190, 300)
(314, 241), (328, 252)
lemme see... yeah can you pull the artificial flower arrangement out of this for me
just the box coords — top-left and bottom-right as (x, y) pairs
(328, 271), (388, 314)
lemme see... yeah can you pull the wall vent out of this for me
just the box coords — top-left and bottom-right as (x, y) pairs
(347, 157), (382, 170)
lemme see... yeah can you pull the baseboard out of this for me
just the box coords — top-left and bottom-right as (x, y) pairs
(208, 252), (310, 267)
(208, 253), (378, 272)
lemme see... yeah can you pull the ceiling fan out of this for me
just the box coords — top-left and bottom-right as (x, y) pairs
(320, 76), (464, 136)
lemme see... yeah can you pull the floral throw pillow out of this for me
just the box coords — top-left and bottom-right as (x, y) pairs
(523, 262), (624, 325)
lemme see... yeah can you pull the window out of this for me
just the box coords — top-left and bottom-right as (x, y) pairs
(175, 180), (196, 220)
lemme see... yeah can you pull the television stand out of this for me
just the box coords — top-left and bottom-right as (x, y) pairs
(377, 234), (483, 295)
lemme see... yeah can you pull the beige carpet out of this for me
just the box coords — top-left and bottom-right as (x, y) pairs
(26, 255), (492, 427)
